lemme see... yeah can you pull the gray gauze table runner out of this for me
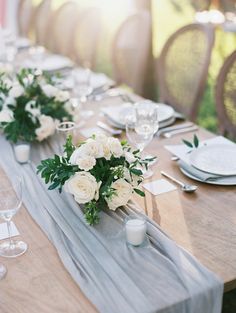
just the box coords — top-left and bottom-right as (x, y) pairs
(0, 136), (223, 313)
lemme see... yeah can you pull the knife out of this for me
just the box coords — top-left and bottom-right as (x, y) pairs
(158, 122), (194, 136)
(163, 126), (198, 138)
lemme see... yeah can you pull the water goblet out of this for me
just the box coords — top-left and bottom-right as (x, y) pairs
(0, 174), (27, 258)
(126, 102), (158, 179)
(135, 100), (159, 164)
(72, 68), (94, 119)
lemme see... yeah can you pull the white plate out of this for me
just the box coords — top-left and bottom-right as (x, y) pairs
(190, 144), (236, 176)
(180, 167), (236, 186)
(106, 113), (175, 130)
(103, 103), (174, 129)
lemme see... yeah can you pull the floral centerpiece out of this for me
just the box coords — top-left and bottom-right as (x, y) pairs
(37, 134), (153, 225)
(0, 68), (80, 143)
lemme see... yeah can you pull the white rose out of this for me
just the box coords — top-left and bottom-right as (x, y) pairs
(108, 137), (123, 158)
(0, 109), (13, 123)
(125, 151), (136, 164)
(55, 90), (70, 102)
(41, 84), (58, 98)
(35, 114), (56, 141)
(84, 138), (104, 158)
(66, 172), (101, 204)
(102, 141), (112, 160)
(9, 83), (24, 98)
(70, 146), (86, 164)
(106, 178), (133, 211)
(76, 156), (96, 171)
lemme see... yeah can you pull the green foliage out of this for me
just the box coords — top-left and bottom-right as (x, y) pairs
(182, 134), (199, 149)
(0, 68), (72, 143)
(37, 135), (149, 225)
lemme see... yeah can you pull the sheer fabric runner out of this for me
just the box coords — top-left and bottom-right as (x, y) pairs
(0, 136), (223, 313)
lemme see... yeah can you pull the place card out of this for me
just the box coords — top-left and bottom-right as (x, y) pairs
(143, 179), (177, 196)
(0, 222), (20, 241)
(80, 127), (106, 138)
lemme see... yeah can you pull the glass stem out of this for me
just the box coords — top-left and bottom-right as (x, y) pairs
(6, 220), (14, 248)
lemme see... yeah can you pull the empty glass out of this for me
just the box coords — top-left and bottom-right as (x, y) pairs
(126, 101), (158, 178)
(0, 174), (27, 258)
(72, 68), (94, 119)
(56, 121), (75, 153)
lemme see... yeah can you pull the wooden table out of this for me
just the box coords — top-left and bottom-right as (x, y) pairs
(0, 94), (236, 313)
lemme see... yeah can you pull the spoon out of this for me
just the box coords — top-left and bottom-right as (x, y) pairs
(161, 171), (198, 193)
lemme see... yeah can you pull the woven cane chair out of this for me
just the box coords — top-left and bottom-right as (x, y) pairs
(215, 50), (236, 138)
(34, 0), (52, 46)
(72, 8), (102, 70)
(112, 11), (152, 95)
(157, 23), (215, 121)
(17, 0), (35, 38)
(190, 0), (211, 11)
(46, 1), (79, 57)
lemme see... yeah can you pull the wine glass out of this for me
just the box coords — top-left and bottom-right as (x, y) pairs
(72, 68), (94, 119)
(0, 174), (27, 258)
(126, 101), (158, 178)
(136, 100), (159, 165)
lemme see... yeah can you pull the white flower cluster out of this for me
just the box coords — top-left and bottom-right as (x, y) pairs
(0, 74), (79, 142)
(66, 134), (140, 211)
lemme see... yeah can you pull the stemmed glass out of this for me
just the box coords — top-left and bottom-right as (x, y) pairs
(72, 68), (94, 119)
(126, 101), (158, 179)
(0, 174), (27, 258)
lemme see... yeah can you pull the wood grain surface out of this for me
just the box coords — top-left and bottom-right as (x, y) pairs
(0, 90), (235, 313)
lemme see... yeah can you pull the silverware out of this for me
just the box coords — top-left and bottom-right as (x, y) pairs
(158, 122), (194, 136)
(97, 121), (122, 135)
(161, 171), (198, 193)
(163, 126), (198, 138)
(171, 156), (180, 161)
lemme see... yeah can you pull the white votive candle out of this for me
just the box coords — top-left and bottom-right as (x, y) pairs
(14, 144), (30, 163)
(125, 219), (147, 246)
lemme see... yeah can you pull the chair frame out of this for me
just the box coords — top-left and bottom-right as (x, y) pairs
(72, 7), (102, 70)
(17, 0), (35, 38)
(215, 50), (236, 138)
(46, 1), (78, 55)
(112, 10), (152, 96)
(157, 23), (215, 121)
(34, 0), (52, 46)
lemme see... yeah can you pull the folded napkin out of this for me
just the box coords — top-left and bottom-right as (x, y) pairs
(166, 136), (236, 184)
(178, 160), (236, 183)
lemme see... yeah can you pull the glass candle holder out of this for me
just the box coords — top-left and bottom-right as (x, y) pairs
(13, 142), (30, 164)
(125, 217), (147, 247)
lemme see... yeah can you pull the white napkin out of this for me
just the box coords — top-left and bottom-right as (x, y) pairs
(165, 136), (235, 165)
(143, 179), (177, 195)
(0, 222), (19, 240)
